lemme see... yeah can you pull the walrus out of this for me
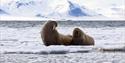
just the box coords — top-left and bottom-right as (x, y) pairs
(71, 28), (94, 45)
(41, 21), (72, 46)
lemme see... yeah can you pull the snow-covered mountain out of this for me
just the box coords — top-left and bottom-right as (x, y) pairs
(0, 0), (124, 20)
(0, 0), (100, 18)
(0, 9), (8, 14)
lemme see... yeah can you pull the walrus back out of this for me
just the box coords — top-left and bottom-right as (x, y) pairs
(84, 34), (95, 45)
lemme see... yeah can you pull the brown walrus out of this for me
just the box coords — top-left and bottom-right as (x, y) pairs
(41, 21), (72, 46)
(71, 28), (94, 45)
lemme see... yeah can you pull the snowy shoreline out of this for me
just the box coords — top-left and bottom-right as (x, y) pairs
(0, 15), (125, 21)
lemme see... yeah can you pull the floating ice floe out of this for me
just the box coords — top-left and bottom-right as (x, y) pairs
(1, 45), (125, 54)
(1, 46), (95, 54)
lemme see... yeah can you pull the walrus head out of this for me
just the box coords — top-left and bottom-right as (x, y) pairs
(73, 28), (84, 38)
(72, 28), (95, 45)
(43, 21), (57, 31)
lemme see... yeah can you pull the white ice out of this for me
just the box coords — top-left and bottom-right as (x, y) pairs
(0, 25), (125, 54)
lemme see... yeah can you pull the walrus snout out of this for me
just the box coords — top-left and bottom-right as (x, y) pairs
(73, 28), (82, 37)
(44, 21), (57, 30)
(74, 28), (80, 33)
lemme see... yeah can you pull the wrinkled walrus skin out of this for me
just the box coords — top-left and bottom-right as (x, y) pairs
(71, 28), (94, 45)
(41, 21), (72, 46)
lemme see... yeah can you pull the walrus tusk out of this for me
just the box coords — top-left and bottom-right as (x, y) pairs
(53, 25), (56, 30)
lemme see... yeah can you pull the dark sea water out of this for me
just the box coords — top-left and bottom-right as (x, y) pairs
(0, 21), (125, 28)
